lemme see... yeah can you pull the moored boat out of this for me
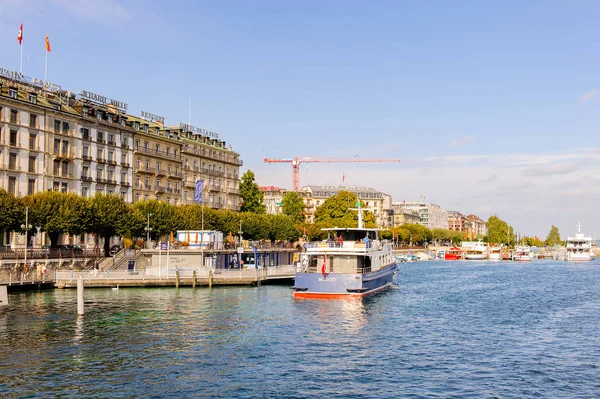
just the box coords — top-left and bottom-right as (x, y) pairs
(462, 241), (487, 260)
(512, 246), (532, 262)
(292, 204), (397, 299)
(488, 246), (502, 261)
(565, 223), (593, 262)
(444, 246), (463, 260)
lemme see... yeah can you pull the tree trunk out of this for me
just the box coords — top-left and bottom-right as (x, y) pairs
(48, 232), (60, 248)
(103, 235), (111, 258)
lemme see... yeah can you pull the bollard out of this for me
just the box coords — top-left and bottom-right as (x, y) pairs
(175, 270), (179, 288)
(208, 269), (213, 289)
(77, 276), (84, 316)
(0, 286), (8, 306)
(192, 270), (196, 289)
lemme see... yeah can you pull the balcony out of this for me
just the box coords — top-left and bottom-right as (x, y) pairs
(96, 138), (105, 145)
(135, 184), (153, 191)
(156, 168), (166, 176)
(82, 154), (93, 161)
(107, 140), (116, 146)
(155, 185), (165, 194)
(52, 150), (73, 160)
(171, 171), (183, 179)
(183, 164), (192, 171)
(207, 184), (222, 192)
(184, 180), (195, 189)
(228, 187), (240, 194)
(107, 159), (117, 166)
(135, 146), (181, 161)
(82, 134), (91, 141)
(135, 166), (155, 174)
(122, 162), (130, 168)
(120, 179), (130, 186)
(96, 177), (107, 184)
(121, 143), (129, 149)
(97, 157), (106, 164)
(81, 175), (93, 182)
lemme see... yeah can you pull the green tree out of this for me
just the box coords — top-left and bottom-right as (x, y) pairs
(240, 170), (266, 213)
(545, 225), (561, 247)
(314, 191), (376, 228)
(401, 224), (432, 244)
(281, 191), (305, 223)
(0, 189), (24, 235)
(239, 212), (269, 240)
(23, 191), (87, 247)
(87, 193), (131, 257)
(485, 215), (514, 245)
(132, 200), (180, 240)
(268, 214), (300, 242)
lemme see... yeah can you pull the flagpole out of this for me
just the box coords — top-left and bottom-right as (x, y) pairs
(44, 48), (48, 81)
(20, 44), (23, 74)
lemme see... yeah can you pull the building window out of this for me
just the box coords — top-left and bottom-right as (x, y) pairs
(61, 161), (68, 176)
(29, 114), (37, 127)
(53, 160), (59, 175)
(157, 161), (161, 171)
(62, 122), (70, 134)
(61, 183), (68, 193)
(97, 148), (103, 160)
(82, 166), (89, 178)
(121, 153), (127, 164)
(9, 89), (17, 99)
(29, 134), (36, 150)
(155, 144), (159, 153)
(143, 125), (148, 133)
(27, 179), (35, 195)
(9, 153), (17, 170)
(155, 127), (159, 135)
(166, 147), (170, 156)
(108, 134), (114, 145)
(29, 94), (37, 104)
(107, 115), (113, 123)
(108, 151), (114, 163)
(28, 156), (36, 173)
(135, 193), (140, 202)
(82, 187), (88, 198)
(97, 131), (104, 143)
(121, 118), (126, 127)
(81, 127), (90, 140)
(10, 110), (18, 124)
(8, 177), (16, 195)
(167, 165), (171, 174)
(145, 160), (149, 169)
(134, 122), (140, 130)
(10, 130), (18, 146)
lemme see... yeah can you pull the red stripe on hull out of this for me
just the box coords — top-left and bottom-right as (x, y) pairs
(293, 283), (391, 300)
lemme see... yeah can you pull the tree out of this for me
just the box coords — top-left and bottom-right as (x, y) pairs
(485, 215), (514, 246)
(132, 200), (180, 240)
(239, 212), (269, 240)
(23, 191), (87, 247)
(0, 189), (24, 235)
(87, 193), (131, 257)
(281, 191), (305, 223)
(545, 225), (561, 247)
(314, 191), (376, 227)
(239, 170), (266, 213)
(401, 224), (432, 244)
(268, 214), (300, 242)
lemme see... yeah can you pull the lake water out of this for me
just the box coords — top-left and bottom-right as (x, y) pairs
(1, 260), (600, 398)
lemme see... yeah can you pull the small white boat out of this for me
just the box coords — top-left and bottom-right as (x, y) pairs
(513, 247), (532, 262)
(488, 246), (502, 261)
(565, 223), (593, 262)
(462, 241), (487, 260)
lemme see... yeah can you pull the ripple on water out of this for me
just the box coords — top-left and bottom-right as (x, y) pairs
(1, 260), (600, 398)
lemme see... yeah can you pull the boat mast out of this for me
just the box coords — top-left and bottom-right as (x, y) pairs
(349, 200), (364, 229)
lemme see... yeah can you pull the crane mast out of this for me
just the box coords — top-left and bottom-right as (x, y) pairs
(264, 156), (401, 191)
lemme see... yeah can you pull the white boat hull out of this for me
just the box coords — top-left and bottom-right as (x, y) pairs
(513, 256), (532, 262)
(465, 253), (487, 260)
(488, 254), (501, 261)
(567, 253), (592, 262)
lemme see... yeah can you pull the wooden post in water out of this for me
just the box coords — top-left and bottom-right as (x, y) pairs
(0, 286), (8, 306)
(208, 269), (213, 289)
(175, 270), (179, 288)
(192, 270), (196, 289)
(77, 276), (84, 316)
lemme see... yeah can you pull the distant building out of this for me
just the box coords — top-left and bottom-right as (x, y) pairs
(466, 214), (486, 237)
(391, 204), (421, 226)
(396, 202), (449, 230)
(259, 186), (287, 215)
(301, 185), (392, 227)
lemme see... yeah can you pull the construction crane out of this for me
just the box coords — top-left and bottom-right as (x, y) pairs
(263, 156), (401, 192)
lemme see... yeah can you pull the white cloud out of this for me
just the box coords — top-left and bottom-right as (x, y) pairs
(448, 135), (476, 147)
(579, 89), (598, 103)
(523, 162), (579, 177)
(50, 0), (130, 26)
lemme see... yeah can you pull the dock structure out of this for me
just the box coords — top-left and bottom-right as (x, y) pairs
(55, 266), (297, 288)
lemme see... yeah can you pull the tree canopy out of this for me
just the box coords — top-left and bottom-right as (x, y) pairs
(88, 193), (131, 257)
(313, 191), (376, 228)
(239, 170), (266, 214)
(485, 215), (514, 245)
(281, 191), (305, 224)
(545, 225), (561, 247)
(0, 189), (24, 234)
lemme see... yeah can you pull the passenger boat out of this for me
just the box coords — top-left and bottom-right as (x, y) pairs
(565, 223), (593, 262)
(444, 246), (462, 260)
(512, 246), (532, 262)
(488, 246), (502, 261)
(462, 241), (487, 260)
(292, 205), (397, 299)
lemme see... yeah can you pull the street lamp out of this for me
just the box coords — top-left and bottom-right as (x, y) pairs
(21, 207), (32, 270)
(144, 213), (153, 248)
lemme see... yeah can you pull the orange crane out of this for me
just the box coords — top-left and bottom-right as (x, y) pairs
(263, 156), (401, 192)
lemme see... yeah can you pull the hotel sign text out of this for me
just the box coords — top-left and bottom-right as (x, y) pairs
(141, 110), (165, 124)
(0, 67), (62, 92)
(180, 122), (219, 139)
(81, 90), (128, 111)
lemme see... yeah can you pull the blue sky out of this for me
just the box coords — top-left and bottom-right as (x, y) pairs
(1, 0), (599, 238)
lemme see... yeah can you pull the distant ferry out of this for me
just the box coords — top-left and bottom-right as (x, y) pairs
(565, 223), (593, 262)
(292, 205), (397, 299)
(462, 241), (487, 260)
(488, 246), (502, 261)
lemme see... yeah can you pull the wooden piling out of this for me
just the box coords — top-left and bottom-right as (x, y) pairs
(192, 270), (196, 289)
(77, 277), (84, 316)
(0, 286), (8, 306)
(208, 269), (213, 288)
(175, 270), (180, 288)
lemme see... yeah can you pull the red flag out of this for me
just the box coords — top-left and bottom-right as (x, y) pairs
(45, 34), (51, 52)
(342, 172), (345, 183)
(17, 24), (23, 45)
(321, 256), (326, 277)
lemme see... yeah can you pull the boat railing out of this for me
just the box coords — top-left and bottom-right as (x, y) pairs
(305, 240), (385, 251)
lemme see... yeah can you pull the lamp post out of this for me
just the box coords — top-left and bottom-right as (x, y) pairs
(145, 213), (153, 248)
(21, 207), (32, 271)
(238, 221), (243, 269)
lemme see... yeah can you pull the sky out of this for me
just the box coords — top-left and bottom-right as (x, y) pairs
(1, 0), (599, 238)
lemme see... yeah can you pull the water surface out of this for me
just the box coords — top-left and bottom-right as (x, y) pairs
(1, 260), (599, 398)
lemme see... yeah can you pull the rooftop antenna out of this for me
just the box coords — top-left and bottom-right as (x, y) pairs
(577, 222), (582, 234)
(188, 96), (191, 126)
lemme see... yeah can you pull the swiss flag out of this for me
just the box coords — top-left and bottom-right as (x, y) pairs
(17, 23), (23, 45)
(321, 256), (326, 277)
